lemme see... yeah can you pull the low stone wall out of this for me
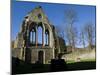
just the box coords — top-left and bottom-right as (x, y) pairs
(12, 47), (55, 64)
(30, 47), (54, 64)
(12, 48), (22, 59)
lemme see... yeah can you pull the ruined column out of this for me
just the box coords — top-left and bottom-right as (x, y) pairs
(36, 27), (38, 48)
(45, 33), (47, 45)
(42, 29), (45, 47)
(48, 32), (50, 46)
(42, 23), (45, 47)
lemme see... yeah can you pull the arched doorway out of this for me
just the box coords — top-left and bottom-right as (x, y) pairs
(38, 51), (44, 64)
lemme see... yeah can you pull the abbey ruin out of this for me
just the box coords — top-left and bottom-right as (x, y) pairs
(12, 6), (66, 64)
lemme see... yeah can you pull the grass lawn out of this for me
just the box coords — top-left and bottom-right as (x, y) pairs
(12, 59), (96, 74)
(67, 61), (96, 71)
(66, 58), (96, 64)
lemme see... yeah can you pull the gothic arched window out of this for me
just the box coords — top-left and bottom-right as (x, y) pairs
(45, 29), (49, 46)
(30, 28), (36, 45)
(38, 26), (43, 46)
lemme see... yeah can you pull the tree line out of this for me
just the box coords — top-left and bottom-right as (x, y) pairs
(56, 9), (96, 51)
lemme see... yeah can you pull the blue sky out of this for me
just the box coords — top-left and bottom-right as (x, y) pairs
(11, 0), (96, 47)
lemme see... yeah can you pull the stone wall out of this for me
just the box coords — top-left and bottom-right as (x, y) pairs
(12, 47), (54, 64)
(28, 47), (54, 64)
(12, 6), (65, 64)
(12, 48), (22, 59)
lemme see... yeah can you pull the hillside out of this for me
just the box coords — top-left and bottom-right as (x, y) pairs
(62, 48), (96, 63)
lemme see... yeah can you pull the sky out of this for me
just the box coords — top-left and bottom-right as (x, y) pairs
(11, 0), (96, 47)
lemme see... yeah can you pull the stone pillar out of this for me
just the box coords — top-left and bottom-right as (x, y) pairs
(36, 27), (38, 48)
(28, 32), (30, 44)
(42, 29), (44, 47)
(48, 32), (50, 46)
(35, 31), (36, 45)
(45, 33), (47, 45)
(26, 29), (29, 47)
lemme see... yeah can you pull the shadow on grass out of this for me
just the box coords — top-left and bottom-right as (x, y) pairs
(12, 57), (96, 74)
(67, 61), (96, 71)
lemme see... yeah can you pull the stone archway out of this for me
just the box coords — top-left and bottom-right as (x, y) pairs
(38, 51), (44, 64)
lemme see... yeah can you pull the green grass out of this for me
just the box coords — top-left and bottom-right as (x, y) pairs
(67, 61), (96, 70)
(63, 49), (96, 64)
(66, 58), (96, 64)
(13, 61), (96, 74)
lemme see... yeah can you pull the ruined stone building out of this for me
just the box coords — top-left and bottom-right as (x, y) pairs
(12, 6), (66, 64)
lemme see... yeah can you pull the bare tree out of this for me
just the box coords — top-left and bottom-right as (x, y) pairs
(80, 30), (86, 48)
(55, 26), (65, 38)
(55, 25), (66, 53)
(84, 22), (95, 50)
(64, 9), (78, 52)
